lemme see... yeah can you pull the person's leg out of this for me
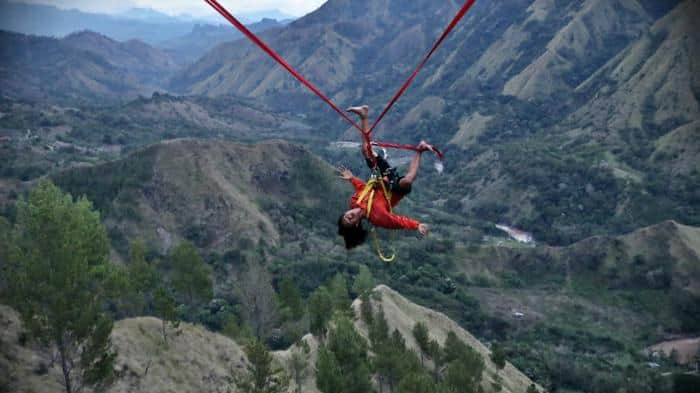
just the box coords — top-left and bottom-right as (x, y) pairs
(347, 105), (374, 162)
(347, 105), (369, 134)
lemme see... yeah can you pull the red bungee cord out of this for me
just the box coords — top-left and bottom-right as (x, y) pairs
(203, 0), (477, 165)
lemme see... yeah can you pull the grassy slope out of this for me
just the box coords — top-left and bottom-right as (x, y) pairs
(0, 284), (537, 393)
(354, 285), (538, 393)
(52, 138), (347, 257)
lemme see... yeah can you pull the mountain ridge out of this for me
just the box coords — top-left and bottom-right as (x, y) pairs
(0, 284), (538, 393)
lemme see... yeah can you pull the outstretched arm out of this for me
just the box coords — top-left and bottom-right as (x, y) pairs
(376, 212), (430, 237)
(338, 167), (364, 191)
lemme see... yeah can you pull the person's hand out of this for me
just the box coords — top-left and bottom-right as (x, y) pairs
(416, 140), (433, 153)
(337, 166), (353, 181)
(418, 223), (430, 238)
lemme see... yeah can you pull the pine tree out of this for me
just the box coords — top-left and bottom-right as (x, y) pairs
(369, 307), (390, 347)
(235, 339), (287, 393)
(328, 273), (351, 313)
(153, 286), (179, 343)
(168, 241), (213, 313)
(0, 216), (13, 296)
(316, 345), (343, 393)
(352, 264), (375, 298)
(308, 285), (333, 336)
(413, 322), (430, 364)
(442, 331), (484, 393)
(491, 342), (506, 370)
(360, 292), (373, 326)
(6, 181), (117, 393)
(396, 372), (441, 393)
(427, 339), (444, 382)
(316, 317), (372, 393)
(123, 239), (157, 316)
(526, 383), (539, 393)
(239, 263), (279, 340)
(289, 341), (309, 393)
(278, 276), (304, 321)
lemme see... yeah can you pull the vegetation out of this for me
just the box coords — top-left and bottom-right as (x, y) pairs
(168, 241), (213, 312)
(235, 339), (287, 393)
(316, 316), (373, 393)
(4, 181), (117, 393)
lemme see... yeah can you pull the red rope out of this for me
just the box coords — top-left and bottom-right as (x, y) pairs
(203, 0), (362, 133)
(203, 0), (474, 163)
(369, 0), (478, 133)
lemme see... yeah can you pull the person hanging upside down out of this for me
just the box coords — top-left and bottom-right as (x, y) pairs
(337, 105), (430, 249)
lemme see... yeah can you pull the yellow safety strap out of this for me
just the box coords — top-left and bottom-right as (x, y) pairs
(357, 175), (397, 263)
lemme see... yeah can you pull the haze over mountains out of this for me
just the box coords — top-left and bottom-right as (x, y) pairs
(0, 2), (294, 42)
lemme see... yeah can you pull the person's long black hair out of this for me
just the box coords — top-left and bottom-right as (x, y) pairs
(337, 216), (368, 249)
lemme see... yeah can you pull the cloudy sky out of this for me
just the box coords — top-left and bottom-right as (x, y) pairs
(15, 0), (327, 17)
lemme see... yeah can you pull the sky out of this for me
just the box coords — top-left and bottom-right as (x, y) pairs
(14, 0), (327, 18)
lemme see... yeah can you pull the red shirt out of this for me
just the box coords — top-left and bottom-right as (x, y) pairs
(349, 177), (420, 230)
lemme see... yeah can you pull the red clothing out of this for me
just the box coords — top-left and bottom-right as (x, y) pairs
(349, 177), (420, 230)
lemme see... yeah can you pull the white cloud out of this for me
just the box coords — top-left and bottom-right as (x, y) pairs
(15, 0), (327, 17)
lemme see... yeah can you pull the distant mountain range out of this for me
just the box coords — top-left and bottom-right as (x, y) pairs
(2, 0), (696, 245)
(160, 19), (289, 65)
(0, 30), (178, 103)
(171, 0), (698, 245)
(0, 2), (294, 44)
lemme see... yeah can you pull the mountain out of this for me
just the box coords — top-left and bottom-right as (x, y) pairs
(0, 30), (178, 104)
(159, 19), (289, 65)
(0, 285), (538, 393)
(567, 0), (700, 135)
(0, 2), (196, 44)
(172, 0), (665, 127)
(117, 7), (182, 24)
(52, 139), (347, 256)
(241, 9), (297, 23)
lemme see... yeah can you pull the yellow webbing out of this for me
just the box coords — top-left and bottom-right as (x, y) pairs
(357, 175), (397, 263)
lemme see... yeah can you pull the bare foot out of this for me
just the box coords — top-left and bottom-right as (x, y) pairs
(346, 105), (369, 119)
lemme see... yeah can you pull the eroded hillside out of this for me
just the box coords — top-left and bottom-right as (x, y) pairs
(0, 285), (538, 393)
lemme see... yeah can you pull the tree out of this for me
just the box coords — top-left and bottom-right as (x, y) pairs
(278, 277), (304, 321)
(316, 345), (343, 393)
(369, 307), (390, 348)
(123, 239), (157, 316)
(289, 341), (310, 393)
(491, 343), (506, 370)
(397, 372), (443, 393)
(168, 241), (213, 312)
(316, 317), (373, 393)
(153, 286), (179, 344)
(0, 216), (12, 296)
(239, 263), (279, 339)
(413, 322), (430, 364)
(235, 339), (287, 393)
(526, 383), (539, 393)
(6, 181), (116, 393)
(328, 273), (351, 314)
(427, 339), (444, 382)
(308, 285), (334, 336)
(360, 292), (373, 326)
(442, 331), (484, 393)
(352, 264), (375, 298)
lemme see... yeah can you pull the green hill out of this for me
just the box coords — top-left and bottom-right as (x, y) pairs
(0, 285), (539, 393)
(52, 138), (346, 256)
